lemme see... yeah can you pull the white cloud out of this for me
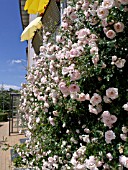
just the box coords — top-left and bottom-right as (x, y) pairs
(11, 60), (22, 64)
(0, 84), (21, 90)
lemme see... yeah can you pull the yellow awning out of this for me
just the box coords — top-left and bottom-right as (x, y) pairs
(21, 17), (42, 41)
(24, 0), (50, 14)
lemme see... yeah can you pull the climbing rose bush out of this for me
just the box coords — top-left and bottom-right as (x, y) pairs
(14, 0), (128, 169)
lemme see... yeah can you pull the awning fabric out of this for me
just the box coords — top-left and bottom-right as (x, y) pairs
(24, 0), (50, 14)
(21, 17), (42, 41)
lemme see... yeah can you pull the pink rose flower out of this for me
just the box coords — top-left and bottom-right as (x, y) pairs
(76, 3), (82, 11)
(119, 155), (128, 168)
(102, 62), (107, 68)
(90, 46), (99, 54)
(76, 164), (86, 170)
(70, 48), (79, 58)
(58, 82), (66, 90)
(89, 104), (98, 115)
(36, 117), (40, 123)
(122, 126), (128, 133)
(114, 22), (125, 32)
(70, 70), (81, 81)
(84, 128), (90, 133)
(70, 12), (77, 20)
(70, 93), (78, 100)
(77, 93), (90, 101)
(77, 28), (90, 41)
(77, 93), (87, 101)
(106, 30), (116, 39)
(37, 95), (44, 101)
(53, 111), (59, 116)
(101, 19), (108, 27)
(97, 161), (103, 167)
(69, 84), (80, 93)
(103, 96), (112, 103)
(41, 76), (47, 84)
(56, 35), (64, 43)
(110, 115), (117, 124)
(58, 82), (69, 94)
(96, 104), (102, 113)
(53, 76), (59, 83)
(106, 87), (118, 100)
(122, 102), (128, 111)
(90, 93), (102, 106)
(44, 102), (49, 108)
(85, 93), (90, 100)
(48, 116), (55, 126)
(105, 130), (116, 143)
(77, 46), (84, 54)
(114, 58), (126, 68)
(102, 117), (113, 128)
(62, 67), (70, 75)
(81, 1), (89, 10)
(90, 33), (98, 40)
(112, 55), (117, 62)
(102, 111), (117, 128)
(56, 52), (65, 60)
(66, 6), (74, 15)
(103, 163), (110, 169)
(92, 55), (99, 65)
(102, 0), (115, 9)
(97, 7), (109, 19)
(89, 17), (98, 26)
(40, 46), (46, 52)
(85, 156), (98, 170)
(68, 64), (75, 70)
(106, 153), (113, 161)
(61, 22), (69, 29)
(120, 134), (127, 141)
(65, 51), (70, 59)
(48, 157), (54, 163)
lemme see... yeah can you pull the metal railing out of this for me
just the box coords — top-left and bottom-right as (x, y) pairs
(9, 93), (21, 136)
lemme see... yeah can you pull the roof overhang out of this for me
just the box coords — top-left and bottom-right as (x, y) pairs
(19, 0), (29, 29)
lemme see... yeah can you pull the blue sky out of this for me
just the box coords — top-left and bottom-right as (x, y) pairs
(0, 0), (27, 90)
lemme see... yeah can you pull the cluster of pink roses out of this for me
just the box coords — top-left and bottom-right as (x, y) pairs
(101, 111), (117, 128)
(15, 0), (128, 169)
(111, 55), (126, 68)
(89, 93), (102, 115)
(71, 146), (102, 170)
(97, 0), (126, 39)
(77, 0), (127, 40)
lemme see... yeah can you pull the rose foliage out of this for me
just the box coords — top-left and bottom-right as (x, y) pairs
(14, 0), (128, 169)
